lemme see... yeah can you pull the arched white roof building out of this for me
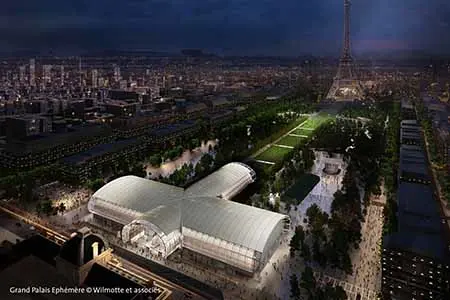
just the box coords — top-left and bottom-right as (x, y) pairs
(185, 162), (256, 199)
(88, 163), (289, 274)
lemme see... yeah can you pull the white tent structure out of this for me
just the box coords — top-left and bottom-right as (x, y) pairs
(88, 163), (289, 274)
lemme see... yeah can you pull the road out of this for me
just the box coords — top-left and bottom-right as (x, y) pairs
(0, 204), (69, 244)
(347, 204), (383, 292)
(0, 210), (35, 240)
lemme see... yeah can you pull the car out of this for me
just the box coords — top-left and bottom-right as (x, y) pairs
(15, 222), (21, 227)
(29, 226), (35, 230)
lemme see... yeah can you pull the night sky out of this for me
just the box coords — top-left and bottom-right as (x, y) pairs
(1, 0), (449, 56)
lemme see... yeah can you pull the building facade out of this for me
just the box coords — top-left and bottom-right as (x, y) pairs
(87, 163), (290, 275)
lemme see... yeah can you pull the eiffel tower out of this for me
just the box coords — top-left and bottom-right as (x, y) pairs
(326, 0), (364, 101)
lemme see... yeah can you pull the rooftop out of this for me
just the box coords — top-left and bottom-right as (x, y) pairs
(62, 138), (141, 165)
(397, 183), (441, 234)
(150, 120), (197, 137)
(384, 232), (449, 263)
(397, 183), (437, 215)
(399, 159), (429, 178)
(386, 182), (449, 262)
(0, 256), (109, 300)
(5, 124), (112, 155)
(401, 119), (418, 125)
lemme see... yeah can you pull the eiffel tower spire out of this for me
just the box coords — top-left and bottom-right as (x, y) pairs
(343, 0), (351, 60)
(326, 0), (364, 101)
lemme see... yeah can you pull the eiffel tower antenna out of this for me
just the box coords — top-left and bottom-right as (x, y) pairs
(326, 0), (364, 101)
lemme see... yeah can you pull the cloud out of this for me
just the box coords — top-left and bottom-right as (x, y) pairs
(0, 0), (449, 55)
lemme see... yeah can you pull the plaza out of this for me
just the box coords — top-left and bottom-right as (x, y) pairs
(289, 150), (348, 226)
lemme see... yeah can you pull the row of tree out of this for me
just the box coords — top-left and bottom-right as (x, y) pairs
(381, 101), (401, 235)
(416, 100), (450, 206)
(0, 165), (62, 202)
(36, 200), (66, 216)
(157, 153), (216, 187)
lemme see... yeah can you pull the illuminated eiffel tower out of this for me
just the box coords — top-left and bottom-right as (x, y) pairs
(326, 0), (364, 101)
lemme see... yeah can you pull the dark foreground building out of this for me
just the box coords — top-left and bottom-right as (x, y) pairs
(0, 226), (224, 300)
(0, 227), (163, 300)
(382, 115), (450, 300)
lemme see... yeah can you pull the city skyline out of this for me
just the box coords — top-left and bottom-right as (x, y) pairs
(1, 0), (450, 56)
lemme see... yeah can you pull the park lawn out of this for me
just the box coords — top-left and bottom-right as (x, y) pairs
(292, 128), (313, 136)
(282, 173), (320, 205)
(254, 145), (292, 163)
(301, 115), (333, 130)
(277, 135), (303, 147)
(293, 116), (309, 127)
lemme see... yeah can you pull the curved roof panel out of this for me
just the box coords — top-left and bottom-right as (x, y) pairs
(91, 176), (184, 213)
(185, 162), (255, 199)
(138, 204), (181, 235)
(182, 196), (287, 253)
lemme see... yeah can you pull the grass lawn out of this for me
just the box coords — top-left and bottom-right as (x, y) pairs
(282, 173), (320, 205)
(254, 145), (292, 163)
(277, 135), (303, 147)
(301, 115), (333, 130)
(292, 128), (313, 136)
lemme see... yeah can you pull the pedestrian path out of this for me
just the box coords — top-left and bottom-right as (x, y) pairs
(254, 160), (275, 165)
(273, 144), (294, 149)
(314, 272), (378, 300)
(288, 133), (308, 138)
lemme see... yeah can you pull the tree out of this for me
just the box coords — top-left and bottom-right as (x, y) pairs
(290, 226), (305, 253)
(87, 178), (105, 191)
(290, 274), (301, 299)
(58, 203), (66, 215)
(273, 178), (283, 193)
(149, 154), (162, 167)
(130, 164), (147, 178)
(300, 266), (316, 296)
(40, 200), (54, 216)
(194, 162), (203, 177)
(318, 283), (347, 300)
(332, 285), (347, 300)
(301, 244), (311, 261)
(215, 150), (226, 167)
(36, 202), (42, 215)
(274, 196), (281, 212)
(117, 157), (129, 173)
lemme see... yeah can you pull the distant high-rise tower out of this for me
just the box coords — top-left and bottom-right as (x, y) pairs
(79, 57), (83, 87)
(114, 65), (121, 82)
(19, 65), (26, 84)
(29, 58), (36, 87)
(43, 65), (52, 84)
(60, 65), (65, 86)
(91, 69), (98, 88)
(326, 0), (364, 101)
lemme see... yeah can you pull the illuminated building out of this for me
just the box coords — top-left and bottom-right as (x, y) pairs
(88, 163), (290, 274)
